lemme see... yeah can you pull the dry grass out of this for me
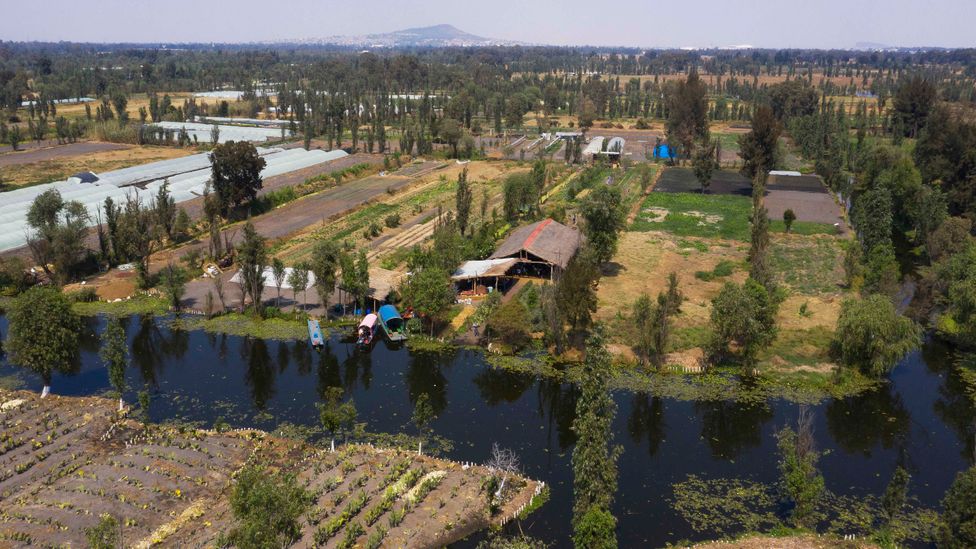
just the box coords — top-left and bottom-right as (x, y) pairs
(598, 231), (845, 351)
(2, 145), (195, 188)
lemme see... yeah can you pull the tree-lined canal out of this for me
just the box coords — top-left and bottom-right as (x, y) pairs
(1, 314), (972, 547)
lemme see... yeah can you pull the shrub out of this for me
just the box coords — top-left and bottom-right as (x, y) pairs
(941, 466), (976, 548)
(228, 465), (311, 549)
(385, 213), (401, 228)
(487, 299), (531, 351)
(69, 287), (99, 303)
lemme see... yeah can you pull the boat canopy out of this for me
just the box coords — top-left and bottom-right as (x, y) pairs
(359, 313), (378, 329)
(378, 304), (404, 330)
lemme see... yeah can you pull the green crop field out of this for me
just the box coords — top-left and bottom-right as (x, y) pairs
(631, 192), (836, 240)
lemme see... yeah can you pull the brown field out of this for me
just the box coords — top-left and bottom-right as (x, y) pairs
(1, 145), (195, 188)
(24, 92), (221, 122)
(598, 231), (846, 366)
(0, 390), (542, 548)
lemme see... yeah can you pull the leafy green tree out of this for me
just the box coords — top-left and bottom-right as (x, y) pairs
(318, 386), (358, 452)
(502, 172), (539, 222)
(25, 189), (91, 285)
(159, 263), (187, 312)
(738, 105), (781, 182)
(309, 239), (342, 312)
(439, 117), (463, 157)
(228, 465), (311, 549)
(581, 186), (625, 265)
(5, 287), (81, 397)
(692, 138), (718, 193)
(749, 178), (774, 290)
(270, 258), (286, 309)
(834, 294), (921, 377)
(209, 141), (267, 215)
(572, 332), (620, 546)
(776, 408), (825, 529)
(632, 293), (654, 365)
(455, 167), (473, 235)
(100, 318), (128, 411)
(767, 80), (819, 121)
(152, 179), (177, 241)
(557, 250), (600, 335)
(783, 209), (797, 233)
(573, 506), (617, 549)
(412, 392), (436, 455)
(863, 243), (901, 297)
(892, 76), (936, 138)
(709, 279), (778, 367)
(237, 222), (267, 312)
(487, 298), (531, 351)
(402, 266), (455, 336)
(941, 467), (976, 548)
(287, 262), (311, 311)
(341, 249), (370, 312)
(665, 71), (709, 158)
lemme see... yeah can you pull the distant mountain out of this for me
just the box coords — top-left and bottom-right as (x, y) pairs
(291, 24), (524, 48)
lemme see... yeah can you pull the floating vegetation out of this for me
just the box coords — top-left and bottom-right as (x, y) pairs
(670, 475), (940, 544)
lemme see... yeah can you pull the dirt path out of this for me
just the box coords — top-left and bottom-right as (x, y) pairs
(626, 165), (663, 224)
(0, 141), (130, 167)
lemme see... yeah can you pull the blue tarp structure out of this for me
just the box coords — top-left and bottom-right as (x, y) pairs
(653, 144), (676, 159)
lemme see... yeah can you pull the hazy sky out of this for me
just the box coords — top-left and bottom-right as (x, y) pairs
(2, 0), (974, 48)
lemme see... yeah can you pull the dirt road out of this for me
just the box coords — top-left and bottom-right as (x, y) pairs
(0, 141), (130, 167)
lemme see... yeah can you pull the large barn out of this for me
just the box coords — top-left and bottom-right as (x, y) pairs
(453, 218), (582, 297)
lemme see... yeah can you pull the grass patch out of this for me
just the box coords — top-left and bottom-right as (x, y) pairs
(72, 295), (170, 317)
(769, 236), (844, 294)
(631, 192), (752, 240)
(677, 238), (709, 253)
(694, 259), (737, 281)
(632, 192), (836, 240)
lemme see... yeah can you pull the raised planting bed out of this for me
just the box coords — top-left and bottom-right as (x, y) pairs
(0, 390), (544, 548)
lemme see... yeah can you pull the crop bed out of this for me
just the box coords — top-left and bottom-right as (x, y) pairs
(0, 391), (542, 547)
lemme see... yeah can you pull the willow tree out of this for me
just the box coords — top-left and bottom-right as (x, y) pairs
(5, 287), (81, 397)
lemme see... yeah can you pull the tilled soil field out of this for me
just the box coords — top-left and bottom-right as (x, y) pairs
(655, 167), (753, 195)
(0, 390), (542, 548)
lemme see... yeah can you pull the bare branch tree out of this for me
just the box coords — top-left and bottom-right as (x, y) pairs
(487, 442), (521, 497)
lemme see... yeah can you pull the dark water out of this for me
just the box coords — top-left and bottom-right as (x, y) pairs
(1, 314), (973, 548)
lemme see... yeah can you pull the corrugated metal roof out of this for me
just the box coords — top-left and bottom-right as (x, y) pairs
(451, 258), (518, 280)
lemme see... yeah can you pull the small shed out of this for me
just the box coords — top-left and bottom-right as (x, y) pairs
(452, 258), (518, 297)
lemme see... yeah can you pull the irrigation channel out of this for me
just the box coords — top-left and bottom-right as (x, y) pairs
(0, 314), (973, 548)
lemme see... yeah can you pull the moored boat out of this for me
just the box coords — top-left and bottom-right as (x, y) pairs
(307, 319), (324, 349)
(357, 313), (378, 346)
(378, 304), (408, 341)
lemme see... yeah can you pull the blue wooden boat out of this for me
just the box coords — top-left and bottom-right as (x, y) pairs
(378, 304), (408, 342)
(307, 319), (324, 349)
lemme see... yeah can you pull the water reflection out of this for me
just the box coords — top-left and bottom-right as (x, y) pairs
(406, 352), (449, 415)
(695, 400), (773, 459)
(474, 368), (535, 405)
(537, 379), (578, 452)
(242, 337), (275, 410)
(627, 393), (666, 457)
(825, 385), (910, 455)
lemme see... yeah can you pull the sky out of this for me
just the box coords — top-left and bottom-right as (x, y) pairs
(2, 0), (974, 49)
